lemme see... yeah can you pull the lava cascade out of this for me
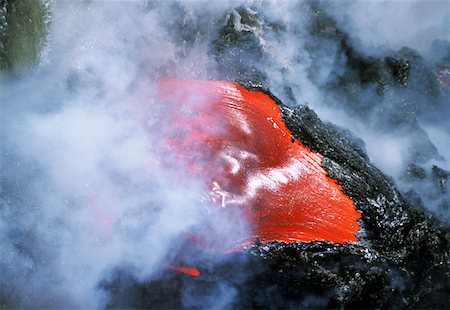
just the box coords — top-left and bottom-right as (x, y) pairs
(157, 78), (361, 248)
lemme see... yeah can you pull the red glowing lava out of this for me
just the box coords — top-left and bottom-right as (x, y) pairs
(157, 78), (361, 247)
(168, 265), (201, 277)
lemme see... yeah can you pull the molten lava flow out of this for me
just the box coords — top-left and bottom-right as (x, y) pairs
(168, 265), (201, 277)
(157, 78), (361, 248)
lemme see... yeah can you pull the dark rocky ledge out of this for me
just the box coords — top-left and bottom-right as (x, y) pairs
(104, 89), (449, 309)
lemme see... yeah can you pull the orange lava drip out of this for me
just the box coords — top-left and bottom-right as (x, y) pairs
(168, 265), (201, 277)
(157, 78), (361, 245)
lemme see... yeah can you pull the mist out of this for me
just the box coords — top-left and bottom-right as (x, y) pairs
(248, 0), (450, 221)
(1, 0), (449, 308)
(1, 1), (248, 308)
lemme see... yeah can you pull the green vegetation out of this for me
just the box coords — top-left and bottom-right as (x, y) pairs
(0, 0), (50, 75)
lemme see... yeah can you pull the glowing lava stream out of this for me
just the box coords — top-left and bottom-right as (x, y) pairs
(157, 78), (361, 249)
(168, 265), (201, 277)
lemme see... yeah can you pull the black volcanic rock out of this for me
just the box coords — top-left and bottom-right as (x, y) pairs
(212, 7), (268, 85)
(105, 4), (449, 308)
(104, 89), (449, 309)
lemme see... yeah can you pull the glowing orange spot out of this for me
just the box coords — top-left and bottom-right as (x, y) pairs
(168, 265), (201, 277)
(157, 78), (361, 248)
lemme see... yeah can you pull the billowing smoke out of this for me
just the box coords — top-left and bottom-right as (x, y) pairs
(1, 0), (449, 308)
(1, 1), (248, 308)
(237, 0), (450, 222)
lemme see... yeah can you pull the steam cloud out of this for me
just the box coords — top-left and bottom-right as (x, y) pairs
(1, 0), (449, 308)
(1, 1), (246, 308)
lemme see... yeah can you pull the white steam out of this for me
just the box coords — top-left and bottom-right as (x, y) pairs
(1, 0), (449, 308)
(1, 1), (247, 308)
(322, 0), (450, 56)
(252, 0), (450, 219)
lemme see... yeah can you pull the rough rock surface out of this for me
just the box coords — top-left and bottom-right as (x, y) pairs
(213, 3), (450, 223)
(105, 4), (449, 308)
(105, 90), (449, 309)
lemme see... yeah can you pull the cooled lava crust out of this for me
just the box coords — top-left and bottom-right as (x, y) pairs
(104, 80), (449, 309)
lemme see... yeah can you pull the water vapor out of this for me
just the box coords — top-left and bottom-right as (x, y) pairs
(1, 1), (247, 308)
(1, 0), (449, 308)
